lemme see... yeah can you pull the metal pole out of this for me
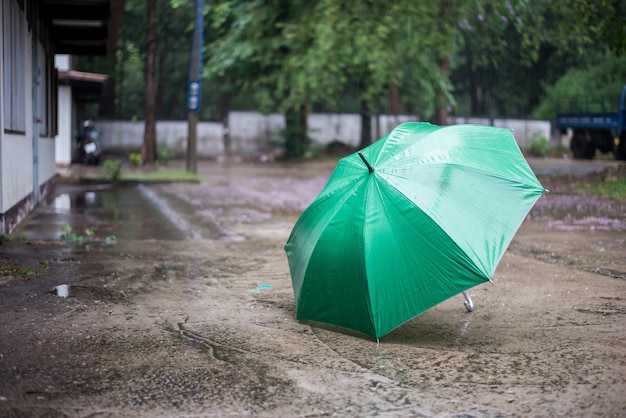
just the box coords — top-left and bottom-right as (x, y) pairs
(187, 112), (198, 173)
(186, 0), (203, 174)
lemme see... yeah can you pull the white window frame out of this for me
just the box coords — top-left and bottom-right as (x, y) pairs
(2, 0), (27, 134)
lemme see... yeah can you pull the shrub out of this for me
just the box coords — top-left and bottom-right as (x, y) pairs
(529, 134), (549, 157)
(102, 159), (122, 180)
(157, 147), (175, 164)
(129, 152), (142, 166)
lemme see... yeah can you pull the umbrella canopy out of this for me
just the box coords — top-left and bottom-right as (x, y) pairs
(285, 122), (546, 339)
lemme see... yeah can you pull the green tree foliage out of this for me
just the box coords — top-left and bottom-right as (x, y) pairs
(142, 0), (158, 165)
(532, 54), (626, 119)
(206, 0), (309, 112)
(205, 1), (468, 152)
(205, 0), (315, 158)
(294, 1), (434, 147)
(547, 0), (626, 56)
(77, 0), (625, 158)
(451, 0), (625, 118)
(79, 0), (204, 120)
(451, 1), (527, 116)
(528, 0), (626, 119)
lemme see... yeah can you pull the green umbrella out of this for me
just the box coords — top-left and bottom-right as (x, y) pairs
(285, 122), (546, 340)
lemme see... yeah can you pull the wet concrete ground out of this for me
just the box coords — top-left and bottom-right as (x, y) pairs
(1, 157), (625, 417)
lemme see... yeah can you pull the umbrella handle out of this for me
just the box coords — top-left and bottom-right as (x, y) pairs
(463, 291), (474, 312)
(358, 152), (375, 173)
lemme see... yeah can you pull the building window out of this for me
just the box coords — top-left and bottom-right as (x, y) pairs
(51, 67), (58, 136)
(2, 0), (27, 134)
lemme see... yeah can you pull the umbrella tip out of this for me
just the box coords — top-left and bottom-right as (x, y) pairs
(358, 152), (375, 173)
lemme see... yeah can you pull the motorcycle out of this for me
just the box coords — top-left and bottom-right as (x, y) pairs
(73, 120), (102, 165)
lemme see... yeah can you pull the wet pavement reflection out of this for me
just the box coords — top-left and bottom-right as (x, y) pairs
(531, 194), (626, 231)
(13, 183), (189, 241)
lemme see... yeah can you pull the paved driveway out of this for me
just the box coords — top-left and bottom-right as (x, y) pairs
(1, 157), (624, 417)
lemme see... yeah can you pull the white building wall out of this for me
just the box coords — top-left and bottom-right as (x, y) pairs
(39, 137), (56, 186)
(54, 55), (73, 165)
(0, 1), (3, 211)
(0, 15), (34, 212)
(1, 133), (33, 211)
(55, 55), (70, 71)
(55, 85), (73, 165)
(1, 2), (57, 236)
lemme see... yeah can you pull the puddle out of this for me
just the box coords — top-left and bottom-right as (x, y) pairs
(547, 216), (626, 231)
(220, 234), (246, 242)
(13, 183), (192, 241)
(138, 184), (202, 240)
(454, 318), (471, 345)
(530, 194), (626, 231)
(53, 193), (71, 210)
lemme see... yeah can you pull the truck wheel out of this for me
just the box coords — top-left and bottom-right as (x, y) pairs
(596, 131), (613, 154)
(571, 131), (595, 159)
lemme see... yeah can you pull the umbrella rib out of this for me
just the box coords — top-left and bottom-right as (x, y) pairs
(366, 178), (489, 338)
(380, 161), (544, 191)
(375, 163), (544, 279)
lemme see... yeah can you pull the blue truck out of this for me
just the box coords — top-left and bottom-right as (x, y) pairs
(555, 85), (626, 160)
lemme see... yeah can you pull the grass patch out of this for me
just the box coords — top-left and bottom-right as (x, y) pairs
(68, 164), (206, 184)
(120, 169), (205, 183)
(0, 259), (49, 281)
(575, 177), (626, 199)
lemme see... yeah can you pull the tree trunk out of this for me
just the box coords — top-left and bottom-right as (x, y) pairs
(359, 98), (372, 149)
(219, 77), (232, 159)
(469, 69), (480, 116)
(156, 41), (166, 120)
(388, 81), (401, 115)
(284, 103), (308, 159)
(433, 56), (449, 126)
(299, 103), (308, 152)
(155, 0), (168, 120)
(99, 78), (116, 118)
(114, 39), (127, 119)
(142, 0), (158, 165)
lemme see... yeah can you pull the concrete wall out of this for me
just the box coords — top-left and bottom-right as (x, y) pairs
(307, 113), (420, 146)
(450, 116), (553, 148)
(99, 120), (224, 156)
(95, 112), (552, 159)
